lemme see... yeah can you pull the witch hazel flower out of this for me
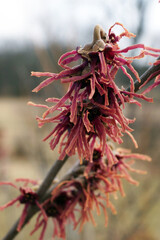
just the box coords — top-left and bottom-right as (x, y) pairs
(30, 145), (151, 240)
(32, 23), (160, 109)
(110, 148), (152, 196)
(30, 181), (82, 240)
(32, 96), (139, 166)
(83, 146), (151, 197)
(29, 82), (152, 164)
(0, 178), (47, 231)
(30, 83), (153, 165)
(30, 176), (117, 240)
(31, 22), (160, 103)
(29, 23), (160, 165)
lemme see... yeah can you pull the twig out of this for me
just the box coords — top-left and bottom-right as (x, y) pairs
(42, 162), (85, 202)
(2, 59), (160, 240)
(37, 155), (68, 197)
(127, 56), (160, 92)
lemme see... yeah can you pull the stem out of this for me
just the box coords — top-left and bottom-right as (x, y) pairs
(127, 56), (160, 92)
(37, 155), (68, 197)
(42, 162), (85, 202)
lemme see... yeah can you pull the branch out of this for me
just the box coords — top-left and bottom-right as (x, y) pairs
(127, 56), (160, 92)
(2, 59), (160, 240)
(37, 155), (68, 198)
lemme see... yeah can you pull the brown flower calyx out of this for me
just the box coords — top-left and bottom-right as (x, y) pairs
(78, 25), (109, 59)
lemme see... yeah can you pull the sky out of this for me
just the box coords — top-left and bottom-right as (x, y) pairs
(0, 0), (159, 50)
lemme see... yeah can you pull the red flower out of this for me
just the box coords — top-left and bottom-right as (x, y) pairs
(111, 148), (152, 196)
(0, 178), (47, 231)
(28, 86), (153, 165)
(30, 181), (84, 240)
(30, 146), (151, 240)
(30, 98), (138, 165)
(31, 22), (160, 107)
(29, 23), (160, 164)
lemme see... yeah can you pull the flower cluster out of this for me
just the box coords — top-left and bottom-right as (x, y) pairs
(0, 178), (47, 231)
(29, 22), (160, 164)
(30, 148), (151, 240)
(0, 148), (151, 240)
(1, 23), (159, 240)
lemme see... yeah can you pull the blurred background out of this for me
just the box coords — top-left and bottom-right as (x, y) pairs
(0, 0), (160, 239)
